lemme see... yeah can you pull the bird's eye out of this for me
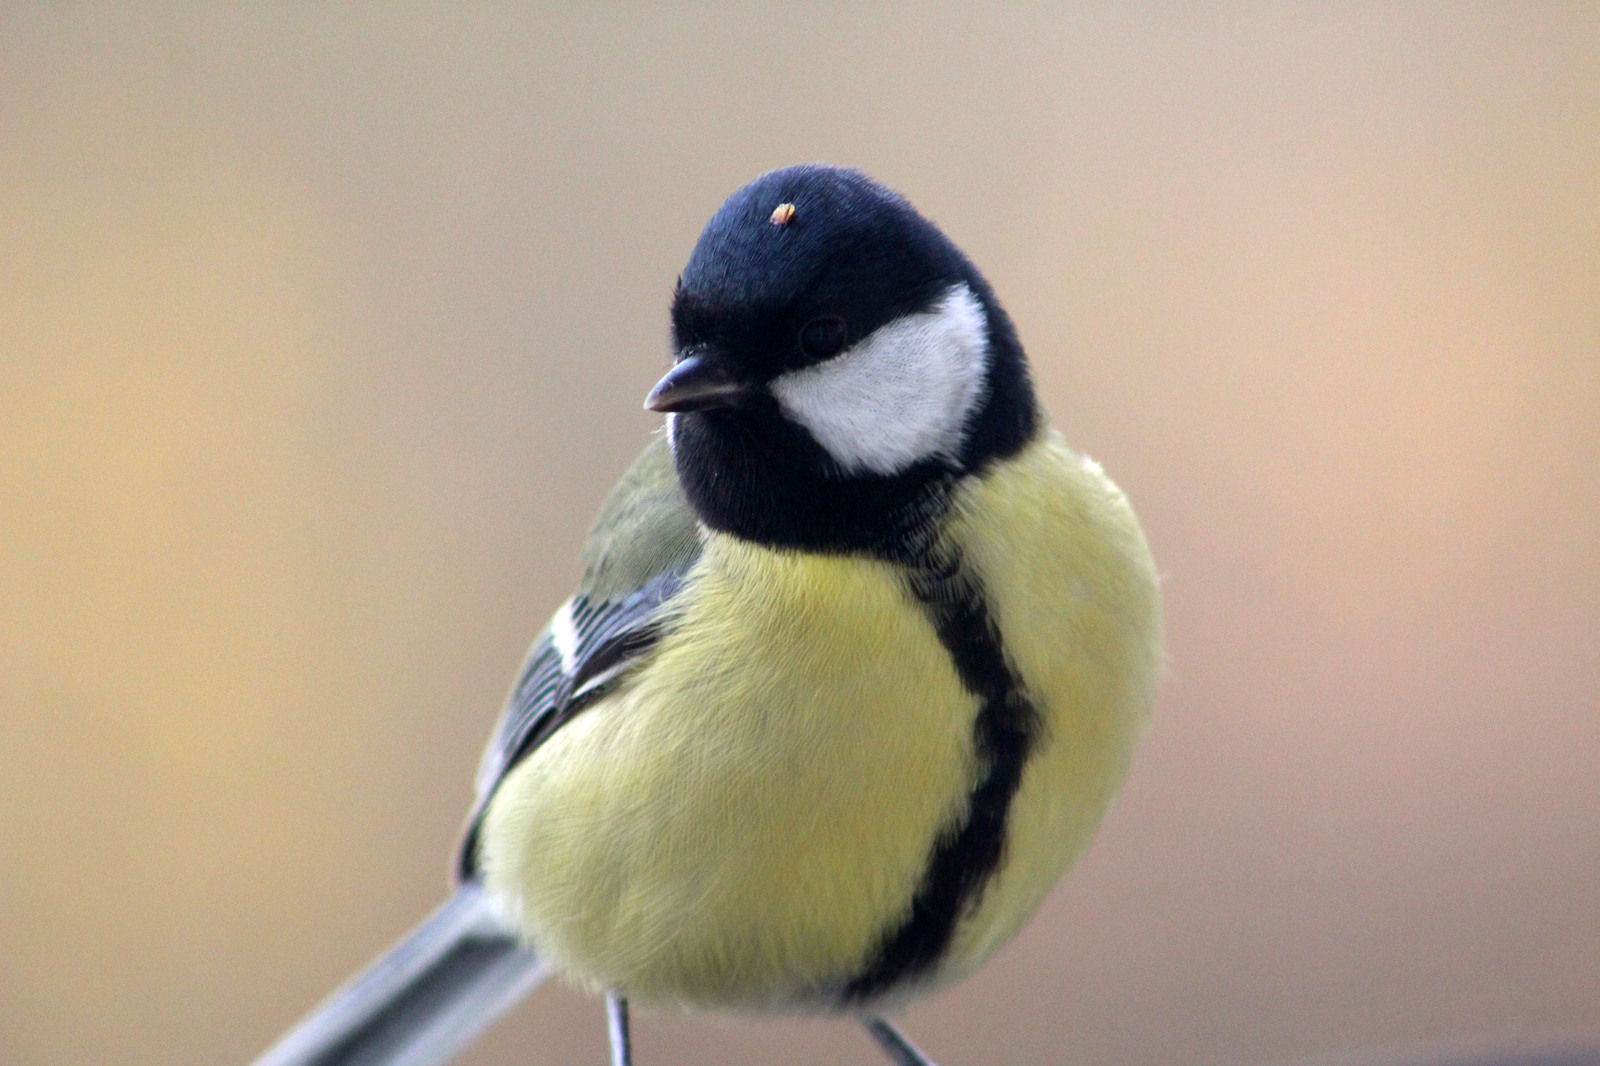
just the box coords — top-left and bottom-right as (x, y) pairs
(798, 316), (848, 362)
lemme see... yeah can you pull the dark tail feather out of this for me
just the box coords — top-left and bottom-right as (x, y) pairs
(252, 883), (548, 1066)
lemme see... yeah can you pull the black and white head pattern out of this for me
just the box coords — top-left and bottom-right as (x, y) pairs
(661, 165), (1037, 553)
(766, 284), (991, 477)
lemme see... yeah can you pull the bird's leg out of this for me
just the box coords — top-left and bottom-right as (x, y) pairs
(862, 1017), (940, 1066)
(606, 992), (632, 1066)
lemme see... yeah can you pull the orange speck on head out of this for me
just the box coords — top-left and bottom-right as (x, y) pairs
(769, 202), (797, 226)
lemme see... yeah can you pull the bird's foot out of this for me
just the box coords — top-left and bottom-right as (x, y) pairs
(862, 1016), (940, 1066)
(606, 992), (632, 1066)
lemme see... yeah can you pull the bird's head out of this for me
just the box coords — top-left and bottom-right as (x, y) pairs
(649, 165), (1038, 553)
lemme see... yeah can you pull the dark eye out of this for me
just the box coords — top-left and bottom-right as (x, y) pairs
(798, 316), (848, 362)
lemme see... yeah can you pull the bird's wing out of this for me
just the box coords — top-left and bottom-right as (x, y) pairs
(459, 436), (702, 877)
(253, 440), (698, 1066)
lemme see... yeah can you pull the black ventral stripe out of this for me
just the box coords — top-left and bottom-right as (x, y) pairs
(843, 542), (1041, 1003)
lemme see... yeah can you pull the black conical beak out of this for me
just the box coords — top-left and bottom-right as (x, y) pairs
(644, 351), (756, 413)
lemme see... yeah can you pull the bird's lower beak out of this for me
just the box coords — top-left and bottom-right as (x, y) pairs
(644, 351), (756, 413)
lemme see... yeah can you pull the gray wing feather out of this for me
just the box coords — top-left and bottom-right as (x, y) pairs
(460, 437), (702, 877)
(471, 570), (689, 803)
(254, 442), (698, 1066)
(251, 884), (547, 1066)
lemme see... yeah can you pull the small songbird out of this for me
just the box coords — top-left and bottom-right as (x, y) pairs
(252, 165), (1162, 1066)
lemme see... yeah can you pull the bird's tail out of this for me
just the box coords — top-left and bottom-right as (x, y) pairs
(252, 882), (548, 1066)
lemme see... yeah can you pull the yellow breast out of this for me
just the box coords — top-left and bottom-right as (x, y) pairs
(934, 431), (1162, 981)
(480, 538), (980, 1008)
(477, 429), (1162, 1011)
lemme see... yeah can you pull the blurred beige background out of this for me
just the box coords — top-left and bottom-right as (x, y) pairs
(2, 5), (1596, 1065)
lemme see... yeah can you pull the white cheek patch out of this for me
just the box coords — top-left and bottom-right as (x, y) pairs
(769, 284), (990, 476)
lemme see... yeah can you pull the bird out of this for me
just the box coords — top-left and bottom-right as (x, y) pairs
(250, 164), (1163, 1066)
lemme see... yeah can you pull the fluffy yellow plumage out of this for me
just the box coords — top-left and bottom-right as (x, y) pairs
(250, 164), (1164, 1066)
(480, 428), (1161, 1009)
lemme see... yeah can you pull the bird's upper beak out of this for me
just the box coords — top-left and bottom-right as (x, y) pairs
(644, 350), (757, 413)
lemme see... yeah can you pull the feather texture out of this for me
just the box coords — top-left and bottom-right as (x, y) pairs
(477, 428), (1162, 1011)
(460, 439), (703, 877)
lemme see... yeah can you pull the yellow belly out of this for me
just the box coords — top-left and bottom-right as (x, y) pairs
(478, 429), (1162, 1011)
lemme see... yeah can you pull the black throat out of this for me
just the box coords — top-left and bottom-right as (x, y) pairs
(666, 290), (1039, 558)
(668, 398), (958, 557)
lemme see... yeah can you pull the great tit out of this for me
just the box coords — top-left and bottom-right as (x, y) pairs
(252, 165), (1162, 1066)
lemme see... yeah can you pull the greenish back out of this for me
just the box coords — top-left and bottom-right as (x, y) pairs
(578, 436), (703, 600)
